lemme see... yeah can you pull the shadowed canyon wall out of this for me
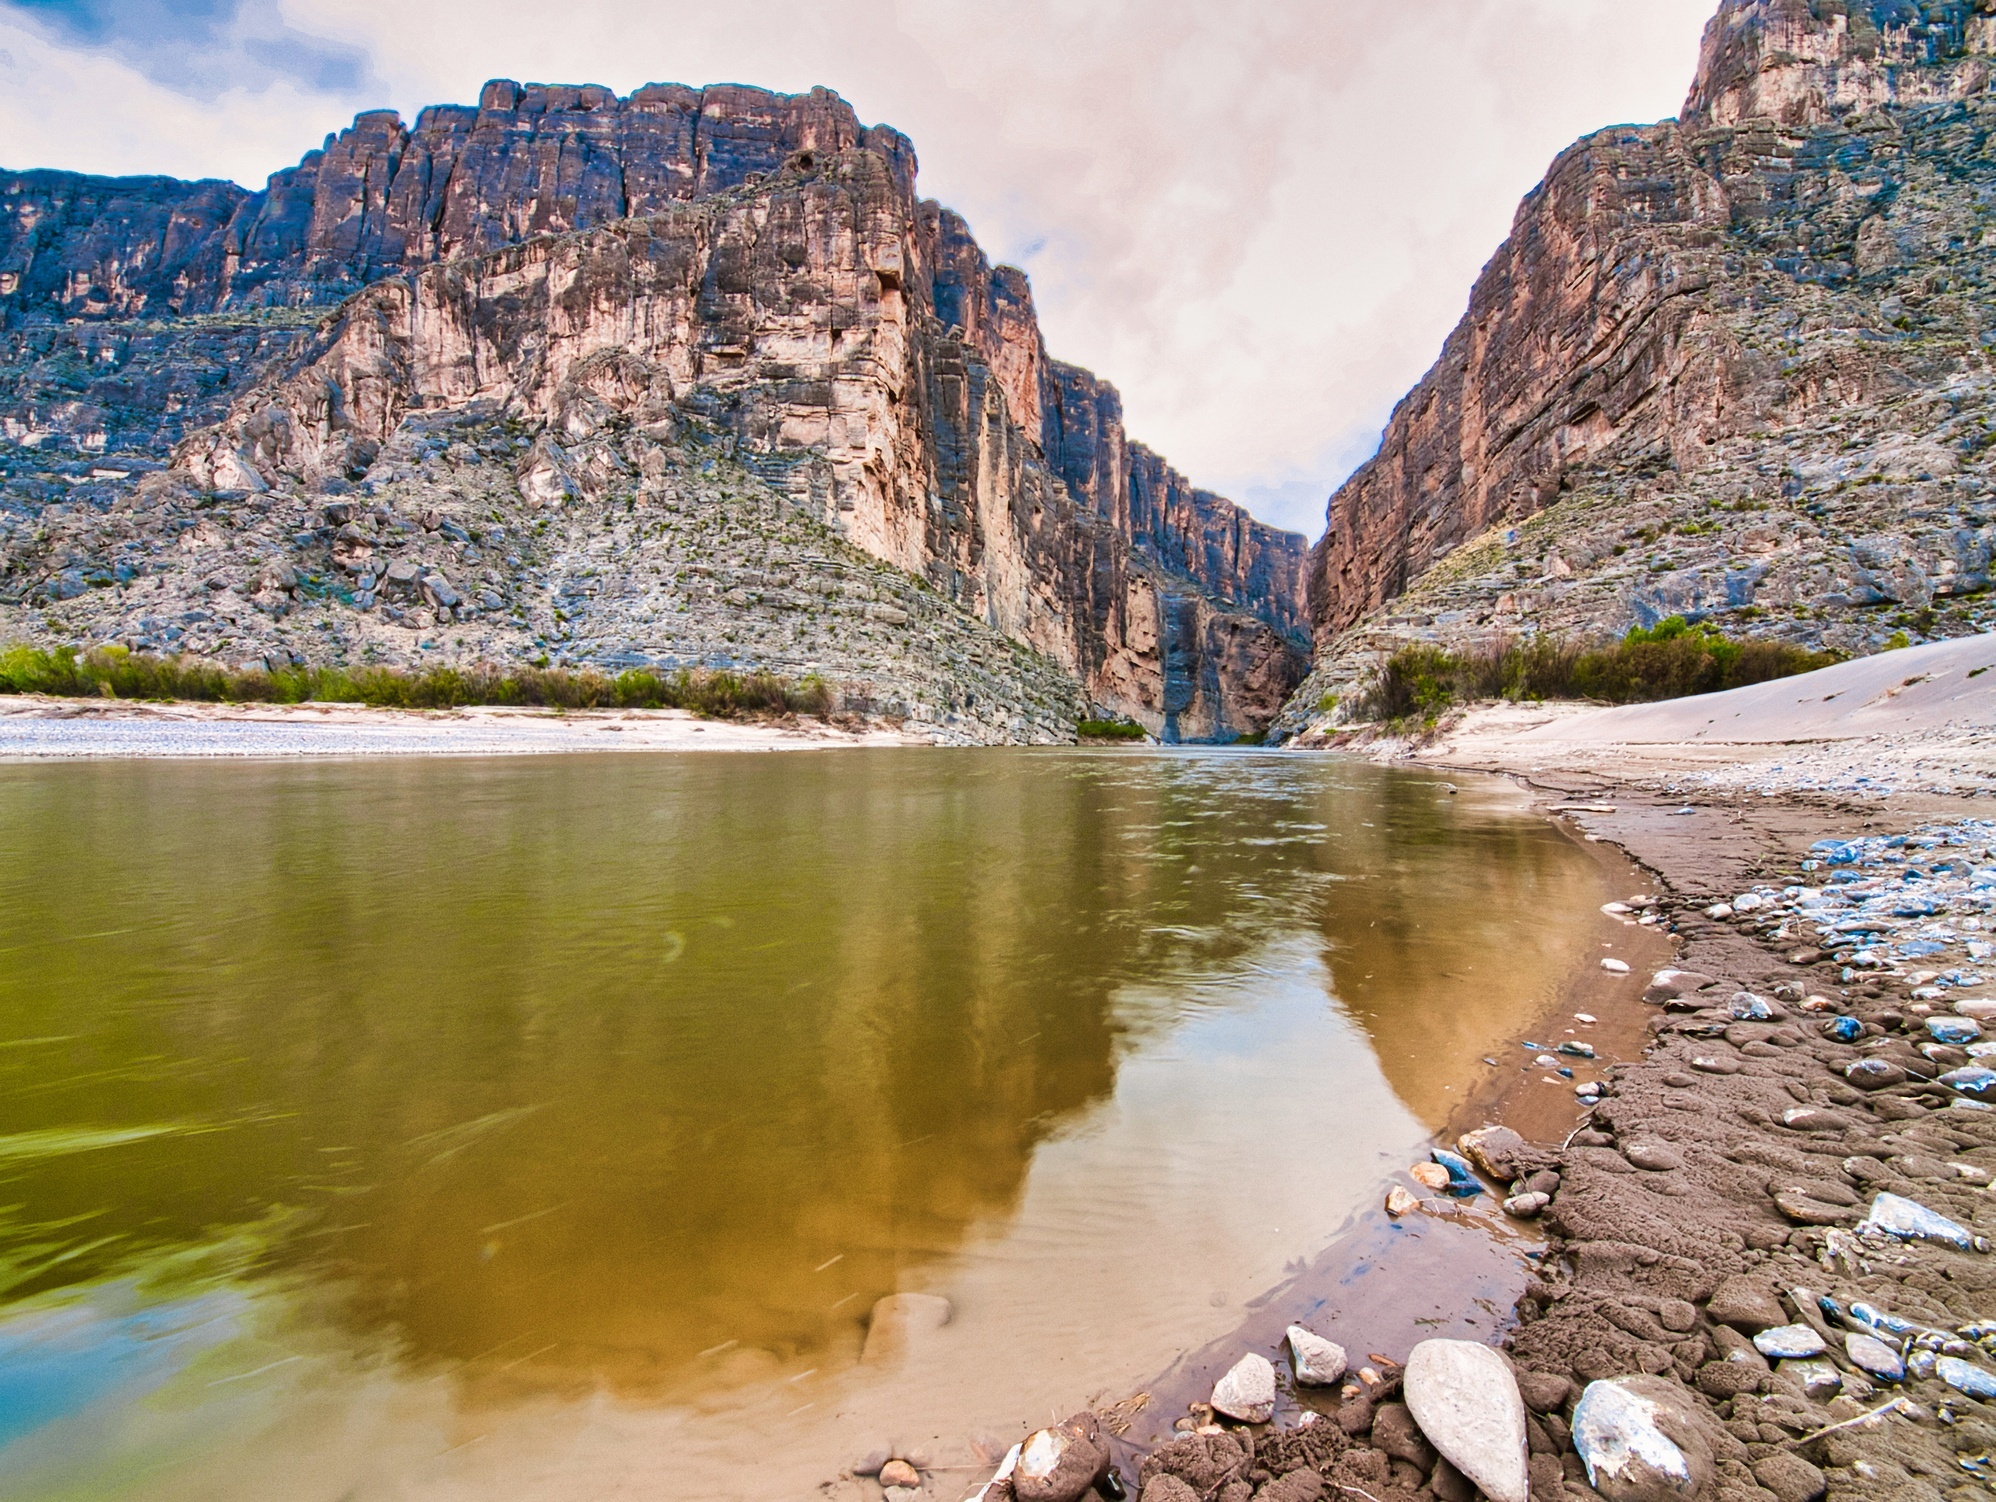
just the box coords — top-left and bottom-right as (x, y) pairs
(1283, 0), (1996, 732)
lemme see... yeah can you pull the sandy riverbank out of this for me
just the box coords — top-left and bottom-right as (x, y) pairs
(0, 693), (924, 757)
(982, 647), (1996, 1502)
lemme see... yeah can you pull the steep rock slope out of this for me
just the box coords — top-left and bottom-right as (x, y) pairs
(0, 83), (1308, 740)
(1278, 0), (1996, 735)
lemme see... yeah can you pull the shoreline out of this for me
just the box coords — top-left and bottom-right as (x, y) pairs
(1047, 704), (1996, 1502)
(0, 693), (925, 757)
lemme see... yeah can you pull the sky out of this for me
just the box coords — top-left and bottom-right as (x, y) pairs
(0, 0), (1720, 538)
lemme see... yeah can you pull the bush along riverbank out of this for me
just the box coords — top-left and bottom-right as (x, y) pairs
(949, 813), (1996, 1502)
(0, 644), (836, 719)
(1355, 619), (1839, 727)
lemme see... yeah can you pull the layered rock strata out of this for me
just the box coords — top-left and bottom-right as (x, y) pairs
(1, 83), (1309, 740)
(1279, 0), (1996, 736)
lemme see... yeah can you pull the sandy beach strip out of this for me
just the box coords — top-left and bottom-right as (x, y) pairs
(0, 695), (923, 759)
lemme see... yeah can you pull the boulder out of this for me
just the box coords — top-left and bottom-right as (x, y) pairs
(1286, 1325), (1348, 1387)
(1211, 1353), (1276, 1424)
(1571, 1376), (1716, 1502)
(1013, 1412), (1108, 1502)
(1401, 1339), (1529, 1502)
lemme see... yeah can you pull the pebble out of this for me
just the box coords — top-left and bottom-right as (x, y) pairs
(1823, 1016), (1862, 1042)
(1705, 903), (1734, 919)
(1844, 1058), (1906, 1089)
(1856, 1191), (1979, 1251)
(1623, 1140), (1684, 1172)
(1690, 1055), (1741, 1075)
(1571, 1375), (1715, 1502)
(1410, 1163), (1451, 1191)
(1601, 958), (1631, 973)
(1401, 1339), (1529, 1502)
(861, 1292), (953, 1363)
(1385, 1186), (1419, 1217)
(1457, 1124), (1525, 1180)
(1777, 1357), (1843, 1400)
(1845, 1331), (1906, 1382)
(879, 1459), (921, 1488)
(1939, 1065), (1996, 1096)
(1779, 1106), (1846, 1133)
(1503, 1191), (1551, 1218)
(1012, 1413), (1107, 1502)
(1576, 1012), (1597, 1024)
(1928, 1017), (1983, 1045)
(1938, 1356), (1996, 1399)
(1286, 1324), (1348, 1386)
(1429, 1148), (1482, 1197)
(1707, 1275), (1788, 1333)
(1752, 1453), (1830, 1502)
(1558, 1040), (1597, 1058)
(1752, 1325), (1827, 1360)
(1209, 1352), (1276, 1424)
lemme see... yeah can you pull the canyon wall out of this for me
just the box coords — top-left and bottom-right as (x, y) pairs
(1, 81), (1308, 739)
(1282, 0), (1996, 734)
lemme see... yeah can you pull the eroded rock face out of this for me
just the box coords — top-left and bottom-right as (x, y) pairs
(1, 82), (906, 320)
(1281, 0), (1996, 735)
(1, 82), (1308, 738)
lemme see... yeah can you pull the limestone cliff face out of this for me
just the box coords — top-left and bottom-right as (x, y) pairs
(1289, 0), (1996, 733)
(2, 83), (908, 319)
(2, 81), (1308, 739)
(164, 131), (1301, 737)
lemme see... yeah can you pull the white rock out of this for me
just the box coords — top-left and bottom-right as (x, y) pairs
(1286, 1325), (1348, 1386)
(1402, 1339), (1529, 1502)
(1957, 998), (1996, 1020)
(1601, 958), (1631, 974)
(1705, 904), (1734, 919)
(1211, 1352), (1276, 1423)
(1733, 893), (1765, 913)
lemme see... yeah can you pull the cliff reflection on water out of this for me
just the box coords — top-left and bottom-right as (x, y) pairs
(0, 749), (1609, 1496)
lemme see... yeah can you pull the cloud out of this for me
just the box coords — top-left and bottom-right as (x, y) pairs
(3, 0), (377, 98)
(0, 0), (1720, 538)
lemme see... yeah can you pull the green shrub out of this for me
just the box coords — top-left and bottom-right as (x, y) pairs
(1354, 618), (1838, 724)
(1077, 718), (1147, 741)
(0, 645), (835, 720)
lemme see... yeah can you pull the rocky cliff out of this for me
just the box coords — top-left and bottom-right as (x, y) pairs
(1278, 0), (1996, 737)
(0, 82), (1307, 741)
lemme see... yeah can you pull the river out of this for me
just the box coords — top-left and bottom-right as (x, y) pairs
(0, 748), (1614, 1500)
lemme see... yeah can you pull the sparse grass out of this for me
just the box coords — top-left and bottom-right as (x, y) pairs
(1353, 617), (1840, 724)
(0, 644), (834, 719)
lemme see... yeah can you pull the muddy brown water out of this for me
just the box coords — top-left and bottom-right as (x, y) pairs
(0, 749), (1638, 1500)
